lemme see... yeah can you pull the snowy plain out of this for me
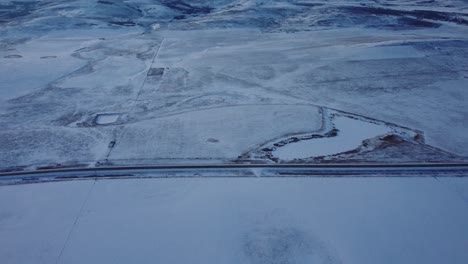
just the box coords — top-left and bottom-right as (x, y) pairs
(1, 0), (468, 169)
(1, 177), (468, 264)
(1, 1), (468, 263)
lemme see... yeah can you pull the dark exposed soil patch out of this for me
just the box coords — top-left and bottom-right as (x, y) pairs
(4, 54), (22, 58)
(110, 21), (136, 26)
(162, 0), (213, 15)
(342, 6), (468, 26)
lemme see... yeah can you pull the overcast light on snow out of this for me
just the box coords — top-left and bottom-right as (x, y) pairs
(1, 177), (468, 264)
(1, 0), (468, 263)
(1, 0), (468, 168)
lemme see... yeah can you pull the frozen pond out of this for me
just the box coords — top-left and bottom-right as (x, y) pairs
(273, 115), (392, 160)
(95, 114), (120, 125)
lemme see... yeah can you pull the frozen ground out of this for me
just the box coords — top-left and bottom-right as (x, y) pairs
(1, 177), (468, 264)
(2, 2), (468, 262)
(1, 0), (468, 170)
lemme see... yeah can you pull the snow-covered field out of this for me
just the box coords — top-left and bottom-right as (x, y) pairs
(1, 0), (468, 170)
(1, 177), (468, 264)
(2, 1), (468, 263)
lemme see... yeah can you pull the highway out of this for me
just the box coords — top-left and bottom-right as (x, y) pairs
(1, 163), (468, 185)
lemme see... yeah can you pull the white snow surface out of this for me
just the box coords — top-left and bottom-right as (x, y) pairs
(346, 46), (425, 61)
(0, 38), (87, 100)
(1, 0), (468, 168)
(2, 2), (468, 264)
(109, 104), (322, 160)
(1, 177), (468, 264)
